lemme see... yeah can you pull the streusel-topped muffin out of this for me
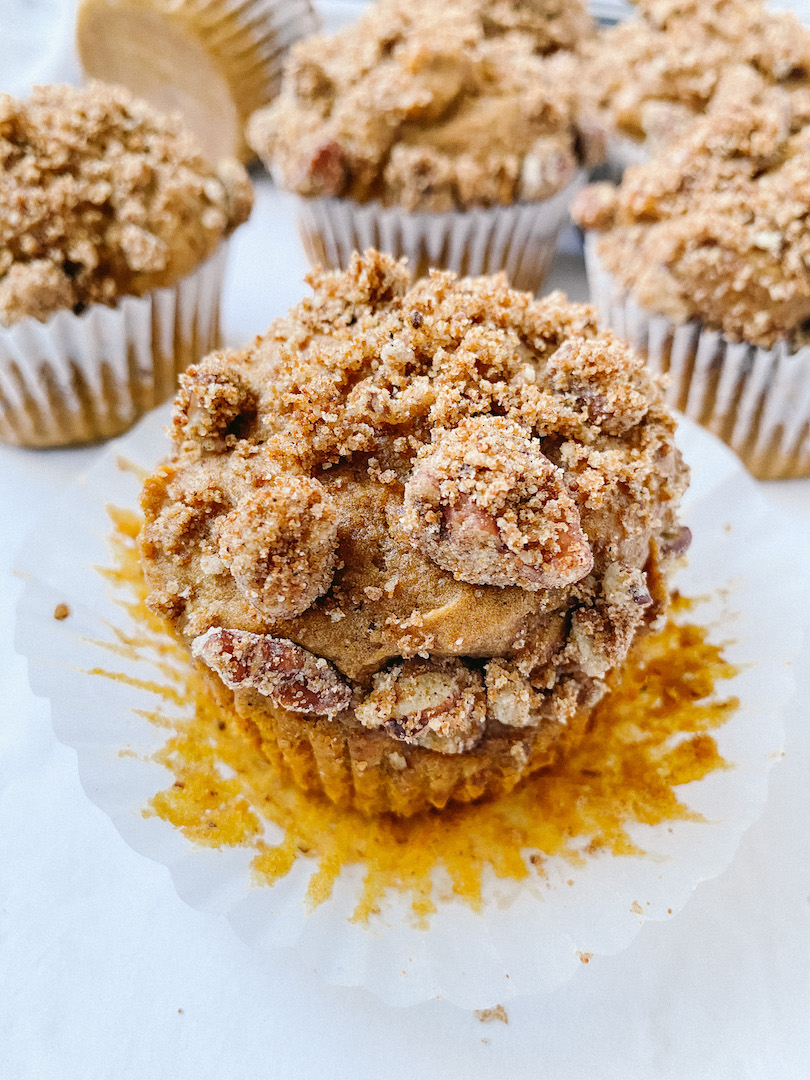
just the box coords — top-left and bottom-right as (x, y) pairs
(574, 96), (810, 478)
(247, 0), (600, 294)
(249, 0), (598, 211)
(0, 81), (252, 447)
(583, 0), (810, 174)
(0, 82), (251, 327)
(140, 251), (689, 816)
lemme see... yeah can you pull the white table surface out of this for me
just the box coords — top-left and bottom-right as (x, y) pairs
(2, 177), (810, 1080)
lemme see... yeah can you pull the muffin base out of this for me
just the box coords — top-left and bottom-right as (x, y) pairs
(0, 244), (227, 448)
(294, 174), (586, 294)
(585, 234), (810, 479)
(197, 663), (593, 818)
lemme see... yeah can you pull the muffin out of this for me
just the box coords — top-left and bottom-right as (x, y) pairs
(0, 82), (253, 448)
(583, 0), (810, 180)
(574, 95), (810, 479)
(247, 0), (603, 292)
(76, 0), (320, 162)
(139, 250), (690, 817)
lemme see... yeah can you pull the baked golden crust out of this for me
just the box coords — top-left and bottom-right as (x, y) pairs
(247, 0), (601, 211)
(583, 0), (810, 148)
(573, 97), (810, 348)
(0, 82), (252, 327)
(140, 251), (688, 813)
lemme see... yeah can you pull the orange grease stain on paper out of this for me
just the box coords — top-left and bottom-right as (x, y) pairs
(95, 506), (738, 925)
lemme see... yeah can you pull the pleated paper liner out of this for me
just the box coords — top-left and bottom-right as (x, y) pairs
(585, 234), (810, 479)
(0, 243), (227, 448)
(14, 406), (803, 1007)
(77, 0), (320, 162)
(294, 172), (586, 293)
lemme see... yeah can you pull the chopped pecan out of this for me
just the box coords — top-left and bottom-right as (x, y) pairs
(217, 475), (338, 619)
(545, 337), (651, 436)
(485, 660), (598, 729)
(402, 416), (593, 590)
(659, 525), (692, 558)
(355, 658), (486, 754)
(192, 627), (351, 716)
(302, 139), (348, 197)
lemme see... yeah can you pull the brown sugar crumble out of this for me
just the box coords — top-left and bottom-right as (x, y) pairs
(139, 250), (689, 813)
(573, 97), (810, 348)
(0, 82), (252, 327)
(248, 0), (604, 211)
(582, 0), (810, 149)
(475, 1004), (509, 1024)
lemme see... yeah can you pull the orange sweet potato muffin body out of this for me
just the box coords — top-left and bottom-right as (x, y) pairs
(140, 251), (689, 815)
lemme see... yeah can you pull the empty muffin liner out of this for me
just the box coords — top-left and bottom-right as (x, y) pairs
(15, 405), (802, 1008)
(585, 233), (810, 479)
(0, 244), (228, 448)
(293, 172), (586, 293)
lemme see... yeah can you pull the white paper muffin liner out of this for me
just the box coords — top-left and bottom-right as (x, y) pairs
(585, 234), (810, 479)
(293, 171), (586, 293)
(0, 244), (228, 448)
(14, 404), (805, 1009)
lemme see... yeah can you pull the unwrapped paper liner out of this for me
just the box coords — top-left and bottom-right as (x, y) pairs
(0, 243), (228, 448)
(585, 233), (810, 479)
(14, 405), (802, 1009)
(294, 172), (586, 292)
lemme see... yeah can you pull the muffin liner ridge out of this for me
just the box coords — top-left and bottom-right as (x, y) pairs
(584, 234), (810, 479)
(293, 171), (586, 293)
(0, 243), (228, 448)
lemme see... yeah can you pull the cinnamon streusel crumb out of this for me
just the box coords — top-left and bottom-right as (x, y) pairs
(583, 0), (810, 148)
(0, 82), (252, 327)
(248, 0), (601, 211)
(573, 96), (810, 347)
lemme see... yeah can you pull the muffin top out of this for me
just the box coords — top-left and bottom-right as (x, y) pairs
(573, 96), (810, 348)
(583, 0), (810, 148)
(248, 0), (603, 212)
(0, 82), (253, 327)
(140, 251), (688, 754)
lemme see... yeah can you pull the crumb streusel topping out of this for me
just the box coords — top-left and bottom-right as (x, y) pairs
(573, 96), (810, 348)
(0, 82), (253, 327)
(140, 251), (688, 754)
(248, 0), (602, 212)
(583, 0), (810, 149)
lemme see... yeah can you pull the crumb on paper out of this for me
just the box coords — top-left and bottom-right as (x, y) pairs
(53, 603), (70, 620)
(630, 900), (644, 915)
(475, 1005), (509, 1025)
(577, 951), (593, 964)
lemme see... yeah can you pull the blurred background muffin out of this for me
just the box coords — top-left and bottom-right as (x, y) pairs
(76, 0), (320, 162)
(248, 0), (604, 293)
(583, 0), (810, 180)
(0, 81), (252, 447)
(574, 93), (810, 479)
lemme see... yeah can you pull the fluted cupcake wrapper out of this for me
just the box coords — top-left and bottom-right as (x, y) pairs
(585, 233), (810, 479)
(0, 244), (228, 448)
(294, 172), (586, 293)
(14, 405), (798, 1007)
(176, 0), (320, 144)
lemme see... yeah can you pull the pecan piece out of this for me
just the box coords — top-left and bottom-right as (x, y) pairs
(192, 627), (351, 716)
(355, 658), (486, 754)
(217, 475), (338, 619)
(485, 661), (601, 729)
(402, 416), (593, 590)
